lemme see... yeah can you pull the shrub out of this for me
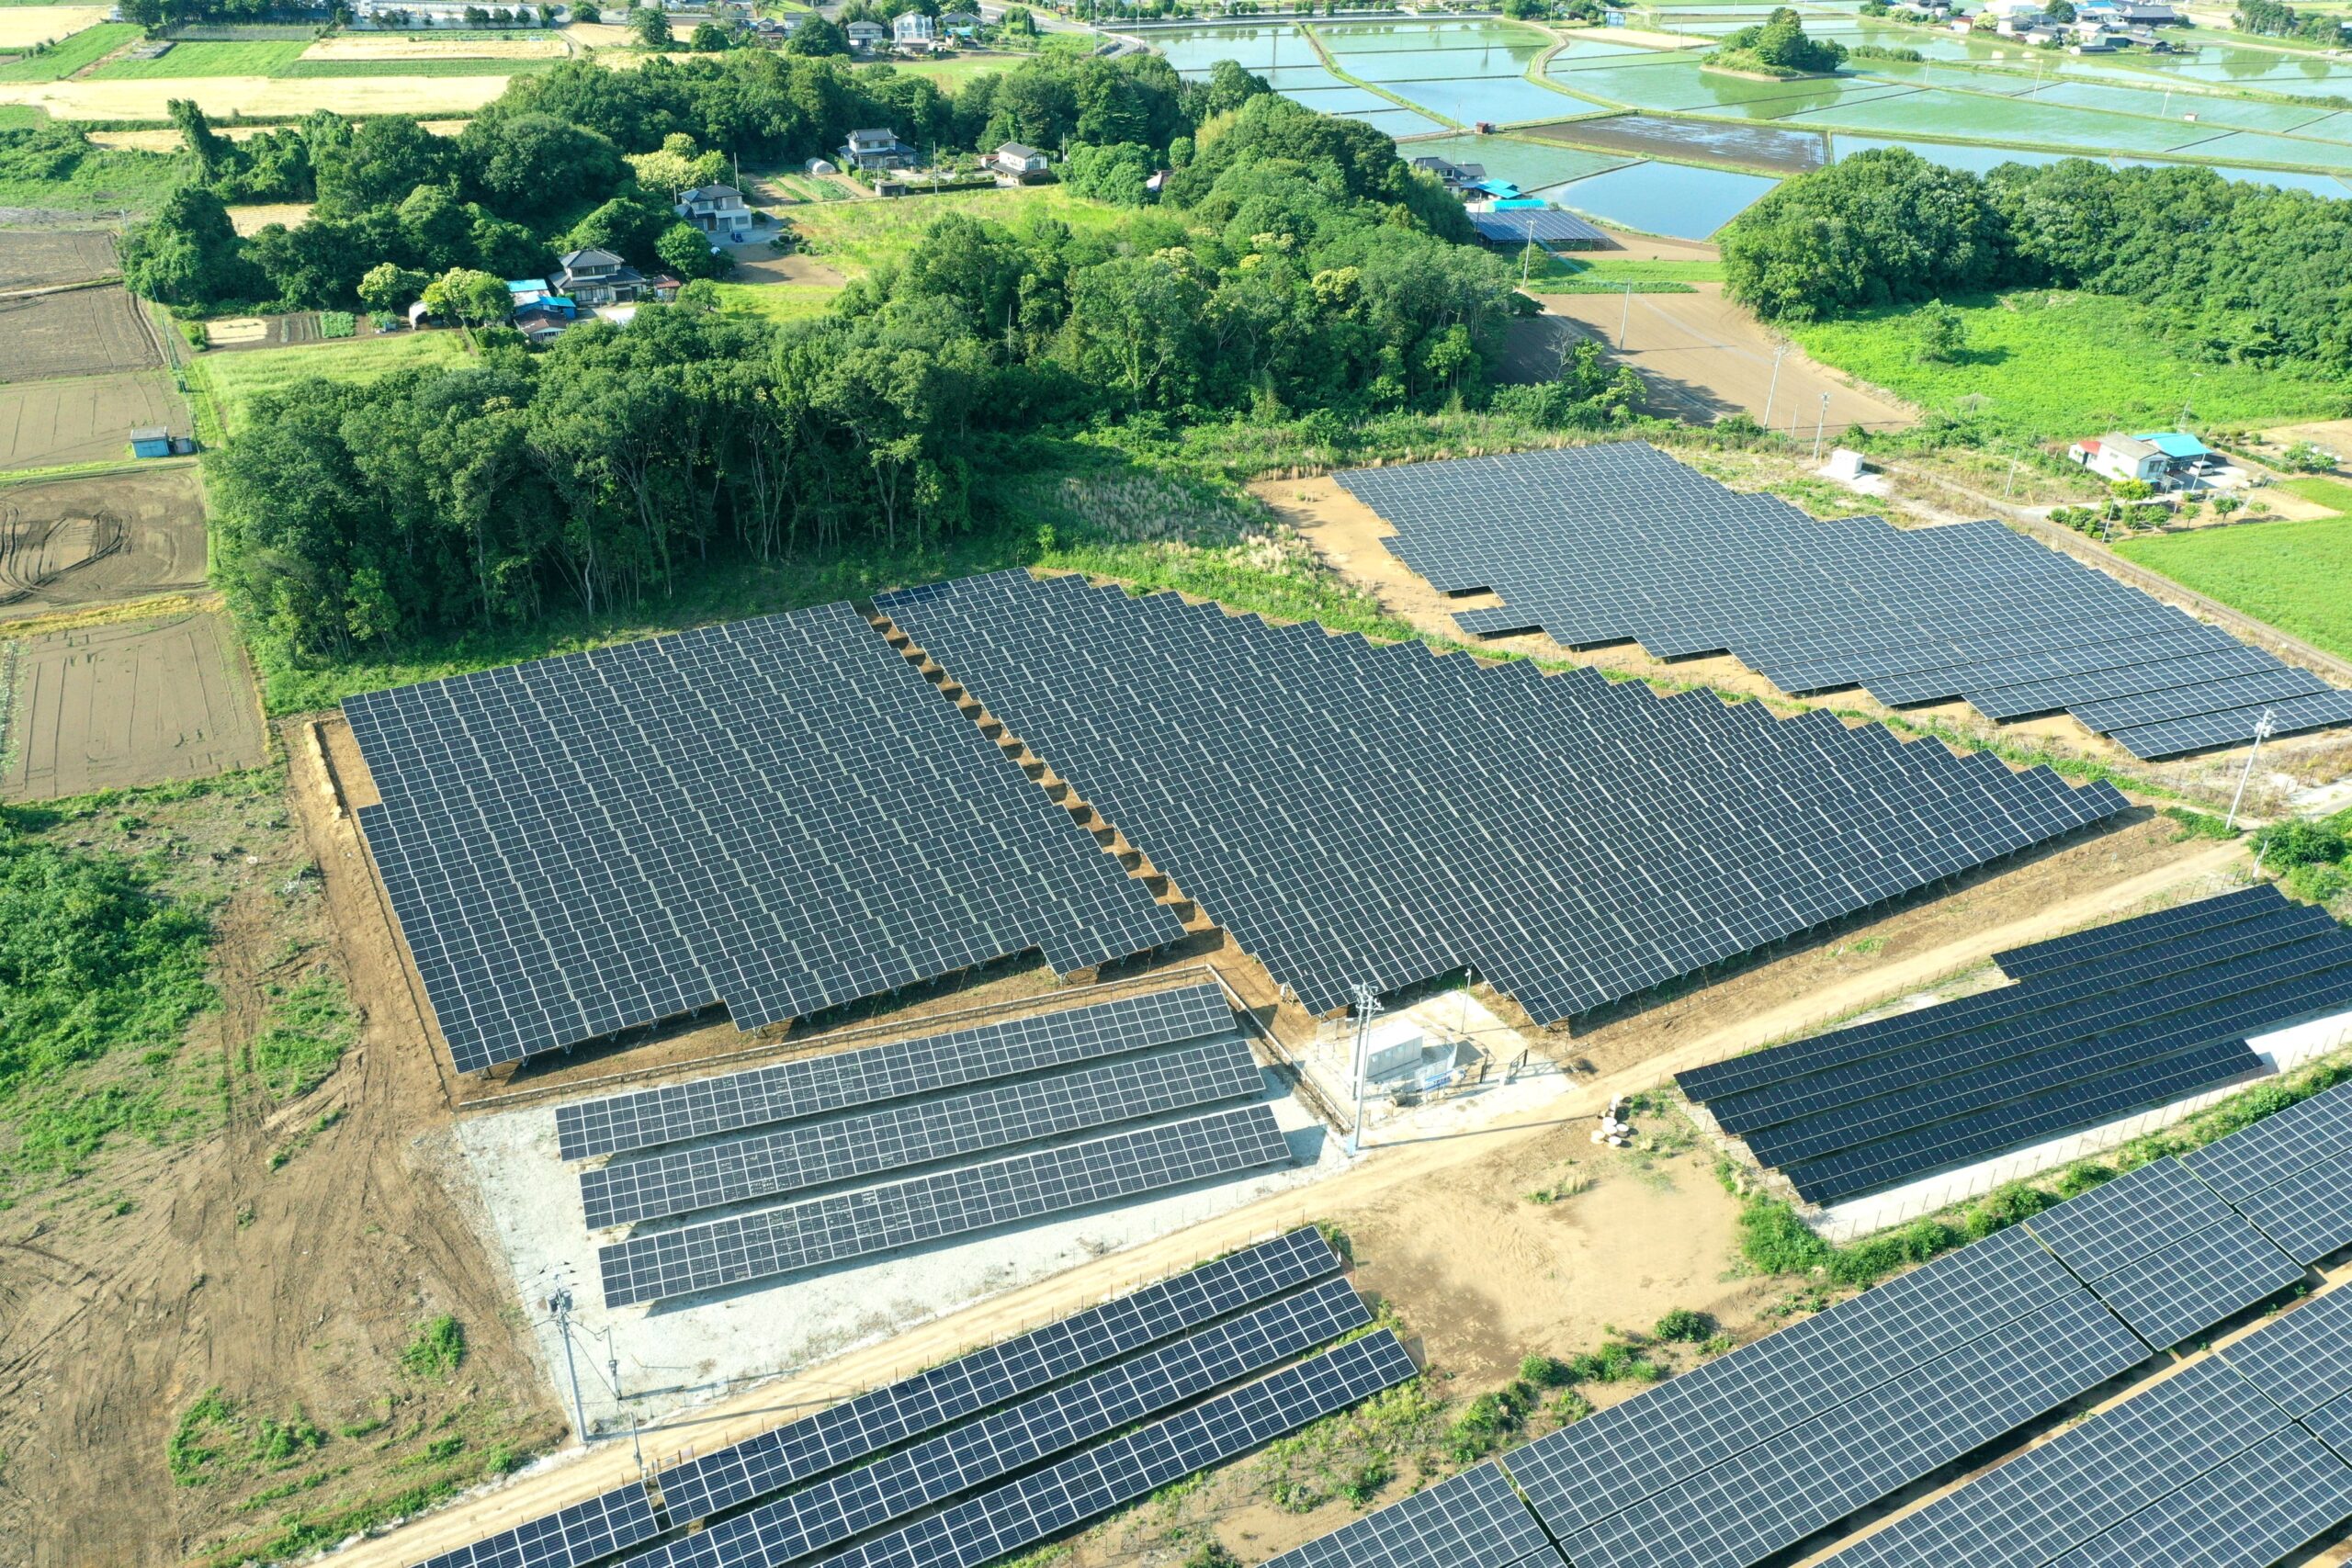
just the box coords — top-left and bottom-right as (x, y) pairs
(400, 1314), (466, 1379)
(2255, 821), (2348, 869)
(1963, 1180), (2054, 1239)
(1654, 1308), (1716, 1343)
(1520, 1353), (1573, 1386)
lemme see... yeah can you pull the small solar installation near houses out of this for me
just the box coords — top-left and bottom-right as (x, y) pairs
(1466, 207), (1607, 248)
(877, 570), (2125, 1027)
(1336, 443), (2352, 760)
(1677, 886), (2352, 1204)
(344, 600), (1185, 1074)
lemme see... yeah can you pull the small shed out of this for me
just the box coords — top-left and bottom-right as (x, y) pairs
(130, 426), (172, 459)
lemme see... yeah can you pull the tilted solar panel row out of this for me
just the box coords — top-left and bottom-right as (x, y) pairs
(877, 570), (2122, 1030)
(620, 1279), (1370, 1568)
(1260, 1461), (1549, 1568)
(808, 1332), (1419, 1568)
(2185, 1078), (2352, 1201)
(411, 1480), (664, 1568)
(598, 1105), (1293, 1307)
(657, 1225), (1338, 1522)
(2107, 686), (2352, 761)
(2222, 1281), (2352, 1416)
(2074, 665), (2334, 735)
(580, 1034), (1264, 1229)
(1995, 885), (2288, 983)
(346, 601), (1183, 1073)
(555, 984), (1235, 1161)
(1338, 444), (2352, 761)
(2234, 1151), (2352, 1267)
(2043, 1428), (2352, 1568)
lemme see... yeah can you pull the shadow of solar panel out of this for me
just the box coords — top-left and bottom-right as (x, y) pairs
(411, 1482), (662, 1568)
(2229, 1151), (2352, 1267)
(346, 604), (1186, 1076)
(802, 1332), (1418, 1568)
(556, 985), (1235, 1161)
(2081, 1221), (2303, 1350)
(620, 1280), (1369, 1568)
(1818, 1356), (2285, 1568)
(876, 570), (2124, 1029)
(1503, 1225), (2080, 1537)
(1330, 444), (2352, 758)
(2041, 1428), (2352, 1568)
(2109, 688), (2352, 760)
(581, 1035), (1263, 1228)
(654, 1225), (1337, 1522)
(597, 1105), (1292, 1307)
(2220, 1282), (2352, 1418)
(1553, 1292), (2147, 1568)
(1996, 886), (2288, 983)
(1262, 1462), (1550, 1568)
(2185, 1080), (2352, 1202)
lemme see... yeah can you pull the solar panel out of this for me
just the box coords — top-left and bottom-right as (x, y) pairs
(655, 1226), (1339, 1522)
(1995, 886), (2288, 982)
(1503, 1224), (2086, 1537)
(411, 1483), (663, 1568)
(2230, 1149), (2352, 1267)
(2107, 687), (2352, 761)
(345, 602), (1184, 1074)
(2026, 1158), (2242, 1280)
(2219, 1285), (2352, 1418)
(580, 1035), (1263, 1228)
(1551, 1292), (2148, 1568)
(555, 984), (1235, 1160)
(1329, 443), (2352, 760)
(2304, 1389), (2352, 1461)
(1468, 208), (1608, 245)
(1818, 1356), (2287, 1568)
(2071, 667), (2334, 735)
(619, 1279), (1371, 1568)
(1261, 1462), (1552, 1568)
(2079, 1221), (2304, 1350)
(803, 1332), (1419, 1568)
(876, 570), (2123, 1029)
(2039, 1427), (2352, 1568)
(2183, 1080), (2352, 1201)
(598, 1105), (1292, 1306)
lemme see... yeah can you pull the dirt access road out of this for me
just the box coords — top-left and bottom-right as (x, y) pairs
(1511, 281), (1915, 434)
(334, 813), (2233, 1568)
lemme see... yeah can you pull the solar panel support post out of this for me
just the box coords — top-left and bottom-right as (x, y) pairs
(1346, 983), (1381, 1156)
(2224, 707), (2278, 830)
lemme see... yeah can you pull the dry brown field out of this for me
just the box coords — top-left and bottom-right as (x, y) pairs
(0, 226), (114, 288)
(0, 466), (207, 618)
(0, 282), (162, 379)
(0, 369), (183, 471)
(0, 606), (265, 798)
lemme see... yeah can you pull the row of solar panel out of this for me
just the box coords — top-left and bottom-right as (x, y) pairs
(876, 569), (2124, 1029)
(557, 984), (1237, 1162)
(416, 1228), (1343, 1568)
(581, 1033), (1263, 1230)
(1339, 444), (2352, 761)
(599, 1104), (1295, 1307)
(1269, 1084), (2352, 1568)
(346, 600), (1185, 1073)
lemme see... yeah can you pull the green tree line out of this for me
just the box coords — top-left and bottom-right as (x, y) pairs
(1721, 148), (2352, 374)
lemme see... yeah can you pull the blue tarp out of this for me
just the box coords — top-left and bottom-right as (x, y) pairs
(2133, 432), (2212, 459)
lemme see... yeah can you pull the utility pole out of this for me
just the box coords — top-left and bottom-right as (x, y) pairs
(2005, 457), (2018, 498)
(1522, 209), (1535, 285)
(1811, 390), (1829, 463)
(2225, 708), (2278, 831)
(1345, 983), (1380, 1156)
(1761, 341), (1788, 428)
(1618, 279), (1634, 349)
(548, 1287), (591, 1446)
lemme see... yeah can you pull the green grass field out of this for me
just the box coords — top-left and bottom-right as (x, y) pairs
(190, 332), (472, 437)
(784, 185), (1123, 276)
(0, 21), (138, 82)
(0, 140), (185, 215)
(88, 39), (310, 77)
(1792, 291), (2352, 436)
(274, 54), (555, 76)
(713, 281), (842, 323)
(2280, 475), (2352, 512)
(2116, 514), (2352, 662)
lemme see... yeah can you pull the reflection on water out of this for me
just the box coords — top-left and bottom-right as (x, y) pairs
(1550, 159), (1782, 238)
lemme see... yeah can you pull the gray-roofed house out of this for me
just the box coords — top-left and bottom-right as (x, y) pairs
(992, 141), (1049, 181)
(676, 182), (753, 236)
(841, 127), (917, 171)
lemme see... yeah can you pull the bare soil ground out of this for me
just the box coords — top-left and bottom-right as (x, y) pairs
(0, 607), (266, 799)
(1511, 282), (1916, 432)
(2, 753), (565, 1568)
(0, 467), (208, 620)
(0, 368), (185, 471)
(0, 226), (114, 288)
(225, 200), (313, 237)
(0, 5), (107, 48)
(0, 282), (161, 380)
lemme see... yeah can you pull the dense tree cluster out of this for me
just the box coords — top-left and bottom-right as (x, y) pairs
(1721, 148), (2352, 374)
(2234, 0), (2347, 43)
(1710, 7), (1848, 73)
(209, 95), (1527, 661)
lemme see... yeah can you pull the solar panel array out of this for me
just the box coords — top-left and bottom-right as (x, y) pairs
(1261, 1463), (1555, 1568)
(2187, 1081), (2352, 1266)
(412, 1481), (664, 1568)
(599, 1105), (1292, 1306)
(620, 1279), (1371, 1568)
(1676, 886), (2352, 1203)
(345, 601), (1183, 1073)
(556, 985), (1235, 1161)
(808, 1332), (1419, 1568)
(580, 1034), (1262, 1229)
(1467, 208), (1606, 246)
(877, 570), (2123, 1024)
(1336, 443), (2352, 761)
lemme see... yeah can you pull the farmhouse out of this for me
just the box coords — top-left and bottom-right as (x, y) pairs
(548, 247), (672, 306)
(845, 18), (886, 47)
(840, 126), (918, 171)
(991, 141), (1049, 181)
(676, 182), (753, 236)
(2067, 429), (2226, 488)
(892, 10), (935, 49)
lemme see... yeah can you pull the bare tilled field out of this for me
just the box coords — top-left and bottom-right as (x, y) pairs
(0, 607), (266, 799)
(0, 467), (207, 618)
(0, 369), (184, 471)
(0, 226), (115, 288)
(0, 282), (162, 380)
